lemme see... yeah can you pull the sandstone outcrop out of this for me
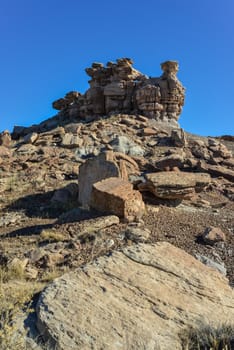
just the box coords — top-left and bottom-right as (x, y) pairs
(139, 172), (211, 199)
(1, 56), (234, 350)
(0, 130), (11, 147)
(52, 58), (185, 127)
(198, 162), (234, 182)
(90, 177), (145, 221)
(78, 150), (139, 207)
(36, 243), (234, 350)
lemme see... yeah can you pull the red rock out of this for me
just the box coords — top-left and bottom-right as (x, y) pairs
(142, 128), (157, 136)
(202, 226), (226, 245)
(90, 177), (145, 221)
(78, 151), (139, 207)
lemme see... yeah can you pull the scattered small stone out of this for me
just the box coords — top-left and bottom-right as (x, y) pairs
(25, 266), (39, 279)
(125, 227), (151, 242)
(201, 226), (226, 245)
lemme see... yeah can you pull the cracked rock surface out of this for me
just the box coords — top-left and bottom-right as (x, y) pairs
(36, 242), (234, 350)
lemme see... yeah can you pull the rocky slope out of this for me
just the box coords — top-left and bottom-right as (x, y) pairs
(0, 58), (233, 349)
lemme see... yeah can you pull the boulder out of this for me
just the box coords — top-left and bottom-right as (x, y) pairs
(139, 171), (211, 199)
(23, 132), (39, 144)
(78, 151), (139, 207)
(109, 135), (145, 157)
(155, 154), (185, 170)
(90, 177), (145, 221)
(16, 144), (38, 155)
(199, 162), (234, 182)
(125, 226), (151, 242)
(61, 133), (83, 148)
(36, 243), (234, 350)
(142, 127), (158, 136)
(171, 128), (187, 147)
(201, 226), (226, 245)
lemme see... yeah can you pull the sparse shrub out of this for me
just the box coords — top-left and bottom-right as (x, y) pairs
(179, 322), (234, 350)
(41, 267), (65, 283)
(40, 229), (67, 242)
(0, 279), (44, 350)
(0, 265), (25, 283)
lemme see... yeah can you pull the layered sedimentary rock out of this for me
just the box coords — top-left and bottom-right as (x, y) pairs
(36, 243), (234, 350)
(90, 177), (145, 221)
(139, 172), (211, 199)
(78, 150), (140, 207)
(52, 58), (185, 126)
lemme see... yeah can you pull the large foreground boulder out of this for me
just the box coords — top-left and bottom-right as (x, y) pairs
(139, 171), (211, 199)
(36, 243), (234, 350)
(90, 177), (145, 221)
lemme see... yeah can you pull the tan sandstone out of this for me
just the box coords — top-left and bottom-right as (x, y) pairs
(36, 242), (234, 350)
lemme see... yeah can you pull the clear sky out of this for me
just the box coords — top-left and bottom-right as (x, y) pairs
(0, 0), (233, 136)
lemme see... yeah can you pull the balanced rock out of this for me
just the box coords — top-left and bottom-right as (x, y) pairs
(90, 177), (145, 221)
(139, 171), (211, 199)
(36, 243), (234, 350)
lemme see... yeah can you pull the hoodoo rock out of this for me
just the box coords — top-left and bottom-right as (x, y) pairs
(1, 56), (234, 350)
(52, 58), (185, 127)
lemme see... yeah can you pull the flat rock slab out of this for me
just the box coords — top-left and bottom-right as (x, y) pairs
(36, 243), (234, 350)
(140, 171), (211, 199)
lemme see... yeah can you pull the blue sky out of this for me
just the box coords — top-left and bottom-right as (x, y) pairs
(0, 0), (233, 136)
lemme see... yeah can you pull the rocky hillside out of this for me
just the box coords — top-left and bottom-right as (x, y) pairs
(0, 58), (233, 349)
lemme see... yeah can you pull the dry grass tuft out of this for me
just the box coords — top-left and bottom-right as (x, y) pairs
(179, 321), (234, 349)
(0, 279), (44, 349)
(40, 229), (67, 242)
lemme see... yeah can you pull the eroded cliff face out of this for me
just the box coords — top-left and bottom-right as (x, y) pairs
(52, 58), (185, 127)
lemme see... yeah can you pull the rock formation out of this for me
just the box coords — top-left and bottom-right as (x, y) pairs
(78, 150), (139, 207)
(90, 177), (145, 221)
(138, 172), (211, 200)
(1, 57), (234, 350)
(36, 243), (234, 350)
(52, 58), (185, 127)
